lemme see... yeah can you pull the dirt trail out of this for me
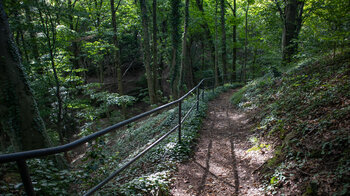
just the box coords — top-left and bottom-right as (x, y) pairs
(171, 89), (271, 196)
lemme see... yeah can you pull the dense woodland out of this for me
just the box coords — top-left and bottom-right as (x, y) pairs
(0, 0), (349, 195)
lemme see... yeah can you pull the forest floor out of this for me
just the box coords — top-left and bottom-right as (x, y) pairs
(171, 89), (273, 196)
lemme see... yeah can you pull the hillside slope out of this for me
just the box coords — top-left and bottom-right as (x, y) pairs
(231, 52), (350, 195)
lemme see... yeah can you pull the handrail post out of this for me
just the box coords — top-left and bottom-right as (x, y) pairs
(17, 159), (35, 196)
(196, 87), (199, 112)
(178, 100), (182, 143)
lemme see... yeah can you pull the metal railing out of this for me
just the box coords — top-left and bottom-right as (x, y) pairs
(0, 77), (225, 196)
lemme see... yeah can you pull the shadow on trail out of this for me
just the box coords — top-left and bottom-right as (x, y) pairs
(196, 140), (212, 196)
(231, 139), (240, 195)
(194, 161), (236, 190)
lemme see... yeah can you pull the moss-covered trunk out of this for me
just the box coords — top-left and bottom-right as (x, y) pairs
(152, 0), (159, 102)
(110, 0), (124, 96)
(195, 0), (218, 86)
(214, 0), (219, 87)
(276, 0), (304, 65)
(178, 0), (190, 95)
(170, 0), (181, 98)
(220, 0), (227, 82)
(140, 0), (156, 104)
(231, 0), (237, 82)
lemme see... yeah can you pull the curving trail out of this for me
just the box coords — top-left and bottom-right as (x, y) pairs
(171, 89), (271, 196)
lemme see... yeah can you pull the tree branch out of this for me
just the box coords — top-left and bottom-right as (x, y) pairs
(298, 1), (304, 22)
(226, 0), (234, 13)
(114, 0), (122, 14)
(195, 0), (203, 11)
(274, 0), (285, 22)
(296, 1), (304, 33)
(72, 0), (78, 7)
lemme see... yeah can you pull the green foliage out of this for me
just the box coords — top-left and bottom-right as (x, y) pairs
(230, 73), (275, 108)
(230, 86), (247, 105)
(82, 40), (115, 64)
(72, 84), (237, 195)
(28, 159), (73, 195)
(118, 171), (170, 195)
(2, 0), (349, 194)
(78, 83), (135, 120)
(300, 0), (350, 57)
(2, 159), (74, 196)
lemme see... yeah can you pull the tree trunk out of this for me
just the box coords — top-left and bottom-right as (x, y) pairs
(68, 0), (80, 70)
(252, 47), (257, 79)
(232, 0), (237, 82)
(49, 46), (64, 148)
(24, 5), (40, 63)
(243, 2), (249, 83)
(99, 64), (104, 83)
(186, 38), (194, 87)
(110, 0), (124, 96)
(37, 4), (67, 161)
(24, 3), (44, 74)
(220, 0), (227, 82)
(282, 0), (297, 64)
(152, 0), (158, 102)
(201, 41), (205, 74)
(195, 0), (217, 86)
(0, 1), (52, 151)
(19, 29), (29, 63)
(178, 0), (189, 95)
(214, 0), (219, 86)
(140, 0), (156, 104)
(94, 0), (103, 28)
(170, 0), (181, 98)
(276, 0), (304, 65)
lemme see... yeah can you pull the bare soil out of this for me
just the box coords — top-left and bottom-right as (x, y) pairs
(171, 89), (272, 196)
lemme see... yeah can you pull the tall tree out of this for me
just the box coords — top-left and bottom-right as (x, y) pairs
(170, 0), (181, 97)
(110, 0), (124, 96)
(37, 2), (66, 149)
(89, 0), (105, 83)
(242, 0), (250, 83)
(214, 0), (219, 86)
(178, 0), (190, 94)
(24, 1), (40, 65)
(93, 0), (104, 28)
(67, 0), (81, 71)
(0, 0), (52, 151)
(139, 0), (156, 104)
(275, 0), (304, 65)
(227, 0), (237, 82)
(220, 0), (227, 82)
(194, 0), (217, 86)
(152, 0), (158, 102)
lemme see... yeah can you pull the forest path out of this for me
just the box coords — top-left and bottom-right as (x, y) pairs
(171, 89), (270, 196)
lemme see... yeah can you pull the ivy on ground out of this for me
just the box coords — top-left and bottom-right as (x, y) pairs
(231, 52), (350, 195)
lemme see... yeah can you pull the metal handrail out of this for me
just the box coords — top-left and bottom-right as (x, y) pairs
(0, 76), (226, 196)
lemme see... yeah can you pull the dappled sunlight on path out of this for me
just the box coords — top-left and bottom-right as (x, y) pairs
(171, 89), (272, 196)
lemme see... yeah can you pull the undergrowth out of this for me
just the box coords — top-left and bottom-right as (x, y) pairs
(231, 52), (350, 195)
(0, 83), (241, 195)
(97, 83), (241, 195)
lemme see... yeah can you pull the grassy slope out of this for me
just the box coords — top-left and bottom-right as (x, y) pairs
(231, 52), (350, 195)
